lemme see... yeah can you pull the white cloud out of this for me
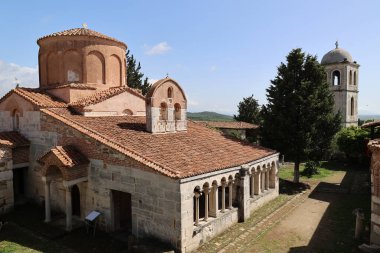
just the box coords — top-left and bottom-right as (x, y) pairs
(148, 78), (159, 85)
(145, 42), (171, 56)
(0, 60), (38, 95)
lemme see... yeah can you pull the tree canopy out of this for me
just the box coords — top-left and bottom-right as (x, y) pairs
(234, 94), (261, 125)
(261, 48), (341, 183)
(126, 50), (151, 95)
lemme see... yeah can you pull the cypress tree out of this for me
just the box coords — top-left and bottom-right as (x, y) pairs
(261, 48), (341, 183)
(126, 50), (151, 95)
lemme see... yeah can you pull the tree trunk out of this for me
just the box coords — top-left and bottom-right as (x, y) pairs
(293, 161), (300, 183)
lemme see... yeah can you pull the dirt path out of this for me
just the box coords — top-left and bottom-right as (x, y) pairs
(198, 169), (369, 253)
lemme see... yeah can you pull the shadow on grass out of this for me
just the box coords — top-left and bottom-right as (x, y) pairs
(279, 178), (310, 195)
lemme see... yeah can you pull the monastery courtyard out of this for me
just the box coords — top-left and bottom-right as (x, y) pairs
(0, 161), (370, 253)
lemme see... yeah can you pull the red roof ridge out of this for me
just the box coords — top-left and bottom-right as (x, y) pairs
(40, 108), (180, 178)
(70, 86), (145, 107)
(0, 131), (30, 148)
(0, 87), (67, 108)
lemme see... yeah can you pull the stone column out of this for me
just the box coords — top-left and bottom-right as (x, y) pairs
(221, 182), (226, 213)
(228, 181), (233, 209)
(44, 179), (51, 223)
(261, 170), (265, 192)
(238, 166), (250, 222)
(204, 188), (209, 221)
(254, 171), (260, 195)
(265, 170), (270, 190)
(194, 191), (200, 226)
(209, 184), (218, 218)
(250, 174), (255, 197)
(65, 186), (73, 231)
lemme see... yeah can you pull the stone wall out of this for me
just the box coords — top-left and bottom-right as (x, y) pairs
(369, 140), (380, 245)
(0, 147), (14, 214)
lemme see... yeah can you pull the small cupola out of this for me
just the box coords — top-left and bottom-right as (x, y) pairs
(145, 77), (187, 133)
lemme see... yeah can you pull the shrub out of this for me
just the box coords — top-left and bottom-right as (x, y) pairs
(336, 127), (369, 165)
(301, 161), (320, 178)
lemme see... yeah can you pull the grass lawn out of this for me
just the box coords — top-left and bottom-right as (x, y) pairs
(279, 161), (348, 181)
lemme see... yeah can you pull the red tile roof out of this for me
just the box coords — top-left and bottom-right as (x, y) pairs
(69, 86), (145, 107)
(39, 145), (89, 168)
(42, 83), (97, 90)
(0, 131), (30, 147)
(37, 28), (127, 48)
(362, 120), (380, 128)
(0, 88), (67, 108)
(197, 121), (259, 130)
(42, 108), (276, 179)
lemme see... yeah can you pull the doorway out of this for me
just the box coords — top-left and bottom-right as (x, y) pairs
(71, 185), (81, 217)
(112, 190), (132, 232)
(13, 167), (27, 203)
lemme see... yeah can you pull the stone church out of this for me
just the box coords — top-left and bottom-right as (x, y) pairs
(321, 42), (359, 127)
(0, 27), (279, 252)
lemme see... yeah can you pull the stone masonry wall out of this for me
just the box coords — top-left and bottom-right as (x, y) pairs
(0, 147), (14, 214)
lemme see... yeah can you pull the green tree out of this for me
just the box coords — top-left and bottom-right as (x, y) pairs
(126, 50), (151, 95)
(336, 127), (369, 164)
(261, 48), (341, 183)
(234, 94), (261, 124)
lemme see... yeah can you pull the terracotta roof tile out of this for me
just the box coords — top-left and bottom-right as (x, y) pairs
(197, 121), (259, 129)
(0, 131), (30, 147)
(69, 86), (145, 107)
(39, 145), (89, 168)
(37, 28), (127, 48)
(0, 87), (67, 108)
(362, 120), (380, 128)
(42, 108), (276, 179)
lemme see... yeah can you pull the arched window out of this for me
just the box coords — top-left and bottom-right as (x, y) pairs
(349, 70), (352, 85)
(351, 97), (355, 116)
(159, 102), (168, 120)
(12, 109), (20, 130)
(332, 70), (340, 86)
(174, 103), (181, 120)
(167, 87), (173, 98)
(122, 109), (133, 116)
(354, 71), (357, 85)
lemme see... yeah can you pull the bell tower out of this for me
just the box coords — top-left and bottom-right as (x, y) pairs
(321, 42), (359, 127)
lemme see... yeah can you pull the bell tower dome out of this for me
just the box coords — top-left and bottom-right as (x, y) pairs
(321, 42), (359, 127)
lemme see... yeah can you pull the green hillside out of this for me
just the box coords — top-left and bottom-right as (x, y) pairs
(187, 111), (234, 121)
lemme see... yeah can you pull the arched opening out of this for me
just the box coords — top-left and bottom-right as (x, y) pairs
(174, 103), (181, 120)
(122, 109), (133, 116)
(167, 87), (173, 98)
(87, 51), (105, 84)
(193, 186), (203, 225)
(12, 109), (20, 130)
(159, 102), (168, 120)
(71, 185), (81, 217)
(351, 97), (355, 116)
(349, 70), (352, 85)
(250, 168), (255, 197)
(232, 174), (240, 207)
(354, 71), (357, 85)
(332, 70), (340, 86)
(254, 166), (261, 195)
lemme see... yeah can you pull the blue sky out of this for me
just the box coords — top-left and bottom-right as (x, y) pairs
(0, 0), (379, 115)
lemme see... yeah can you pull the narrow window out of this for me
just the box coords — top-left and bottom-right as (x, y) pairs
(349, 70), (352, 85)
(332, 71), (340, 86)
(351, 97), (355, 116)
(354, 71), (357, 85)
(167, 87), (173, 98)
(12, 109), (20, 130)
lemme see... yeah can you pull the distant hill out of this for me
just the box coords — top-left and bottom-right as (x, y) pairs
(187, 111), (234, 122)
(359, 115), (380, 121)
